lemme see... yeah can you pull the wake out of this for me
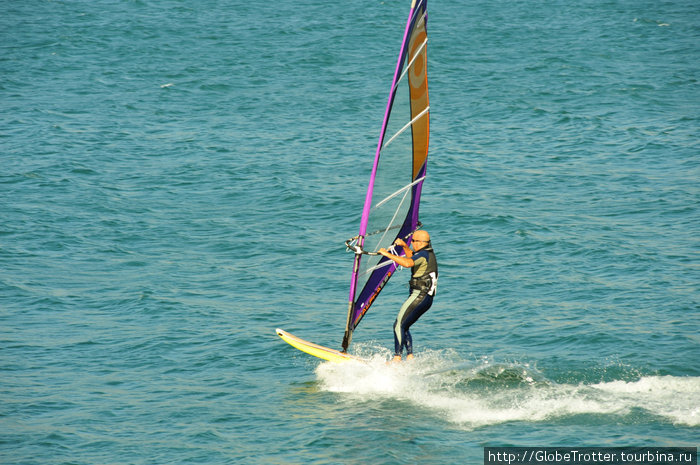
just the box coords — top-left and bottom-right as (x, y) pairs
(315, 348), (700, 429)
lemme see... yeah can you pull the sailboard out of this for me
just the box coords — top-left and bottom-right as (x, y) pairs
(276, 329), (365, 363)
(277, 0), (430, 362)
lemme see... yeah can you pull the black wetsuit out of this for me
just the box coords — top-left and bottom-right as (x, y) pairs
(393, 245), (438, 356)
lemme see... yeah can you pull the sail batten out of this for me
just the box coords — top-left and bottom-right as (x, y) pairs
(375, 176), (426, 209)
(382, 106), (430, 150)
(394, 37), (428, 93)
(342, 0), (429, 352)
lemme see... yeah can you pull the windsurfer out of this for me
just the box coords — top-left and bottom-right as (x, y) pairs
(378, 229), (438, 362)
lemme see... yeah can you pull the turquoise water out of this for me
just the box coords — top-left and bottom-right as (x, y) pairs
(1, 0), (698, 464)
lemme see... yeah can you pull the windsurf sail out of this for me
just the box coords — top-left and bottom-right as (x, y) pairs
(342, 0), (430, 352)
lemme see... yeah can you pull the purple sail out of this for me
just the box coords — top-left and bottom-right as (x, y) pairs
(342, 0), (430, 352)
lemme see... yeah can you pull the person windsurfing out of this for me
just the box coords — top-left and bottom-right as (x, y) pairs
(378, 229), (438, 362)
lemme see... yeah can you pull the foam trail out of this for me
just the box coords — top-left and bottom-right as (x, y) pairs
(590, 376), (700, 426)
(315, 352), (700, 429)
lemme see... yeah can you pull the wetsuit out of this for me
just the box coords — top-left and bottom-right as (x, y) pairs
(394, 245), (438, 357)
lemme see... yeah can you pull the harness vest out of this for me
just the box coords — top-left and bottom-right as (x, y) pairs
(409, 246), (438, 296)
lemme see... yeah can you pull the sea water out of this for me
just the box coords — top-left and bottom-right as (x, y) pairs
(1, 0), (698, 464)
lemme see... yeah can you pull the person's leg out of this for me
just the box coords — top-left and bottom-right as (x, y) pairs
(399, 293), (433, 357)
(394, 291), (433, 357)
(394, 290), (423, 358)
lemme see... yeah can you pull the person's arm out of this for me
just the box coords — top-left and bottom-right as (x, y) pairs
(394, 238), (413, 259)
(378, 239), (414, 268)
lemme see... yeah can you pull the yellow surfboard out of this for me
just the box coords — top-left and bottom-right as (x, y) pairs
(276, 328), (365, 363)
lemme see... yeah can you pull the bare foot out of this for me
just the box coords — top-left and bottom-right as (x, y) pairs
(406, 354), (414, 361)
